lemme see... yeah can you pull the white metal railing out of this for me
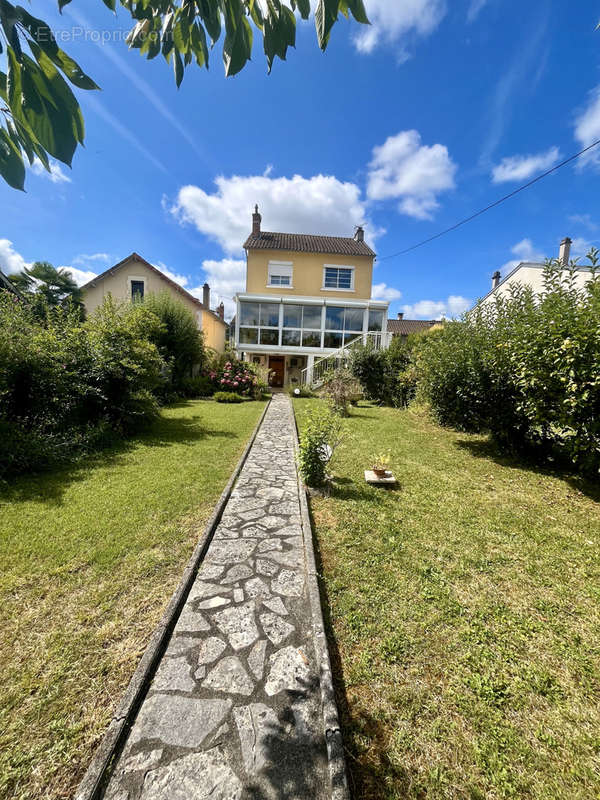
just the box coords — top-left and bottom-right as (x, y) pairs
(300, 331), (391, 387)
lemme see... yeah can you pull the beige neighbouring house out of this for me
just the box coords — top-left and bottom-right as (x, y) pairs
(81, 252), (228, 352)
(233, 207), (389, 388)
(479, 237), (595, 308)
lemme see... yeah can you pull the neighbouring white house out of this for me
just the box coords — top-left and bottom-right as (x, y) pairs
(479, 237), (596, 307)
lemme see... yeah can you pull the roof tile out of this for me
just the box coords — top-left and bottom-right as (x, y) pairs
(244, 231), (376, 257)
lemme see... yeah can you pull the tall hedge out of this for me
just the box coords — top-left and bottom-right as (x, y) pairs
(0, 294), (165, 477)
(417, 256), (600, 474)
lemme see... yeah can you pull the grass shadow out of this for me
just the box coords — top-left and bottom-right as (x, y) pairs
(0, 407), (238, 506)
(454, 437), (600, 503)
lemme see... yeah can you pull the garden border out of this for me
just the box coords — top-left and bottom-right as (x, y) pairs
(292, 403), (350, 800)
(74, 397), (271, 800)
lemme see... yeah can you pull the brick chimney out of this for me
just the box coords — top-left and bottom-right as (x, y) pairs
(492, 270), (501, 289)
(397, 312), (404, 320)
(203, 282), (210, 309)
(217, 302), (224, 320)
(559, 237), (572, 266)
(252, 204), (261, 236)
(354, 225), (364, 243)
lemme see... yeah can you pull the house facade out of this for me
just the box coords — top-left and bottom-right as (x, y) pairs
(480, 237), (594, 307)
(233, 207), (389, 387)
(81, 253), (228, 352)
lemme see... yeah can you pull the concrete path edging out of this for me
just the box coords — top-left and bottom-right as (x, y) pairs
(74, 398), (271, 800)
(292, 407), (350, 800)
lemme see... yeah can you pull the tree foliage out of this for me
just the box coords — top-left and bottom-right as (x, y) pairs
(417, 252), (600, 476)
(0, 0), (369, 190)
(8, 260), (83, 311)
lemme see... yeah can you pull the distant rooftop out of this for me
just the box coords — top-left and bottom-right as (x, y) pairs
(387, 317), (441, 336)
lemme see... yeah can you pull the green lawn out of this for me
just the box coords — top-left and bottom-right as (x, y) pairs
(294, 399), (600, 800)
(0, 398), (265, 800)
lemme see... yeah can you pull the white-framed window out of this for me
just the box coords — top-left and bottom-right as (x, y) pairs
(129, 276), (146, 301)
(323, 265), (354, 291)
(267, 261), (293, 287)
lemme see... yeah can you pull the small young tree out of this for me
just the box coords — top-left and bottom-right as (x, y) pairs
(143, 292), (206, 392)
(297, 405), (344, 487)
(321, 368), (362, 416)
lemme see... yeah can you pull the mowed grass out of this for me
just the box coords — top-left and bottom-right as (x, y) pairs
(294, 399), (600, 800)
(0, 399), (265, 800)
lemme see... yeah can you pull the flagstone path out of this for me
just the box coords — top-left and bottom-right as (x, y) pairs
(103, 394), (336, 800)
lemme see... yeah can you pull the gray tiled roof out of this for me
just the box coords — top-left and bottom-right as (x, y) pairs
(243, 231), (376, 257)
(387, 318), (441, 335)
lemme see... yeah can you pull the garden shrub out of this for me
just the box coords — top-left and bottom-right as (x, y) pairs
(320, 368), (362, 416)
(143, 292), (205, 392)
(417, 255), (600, 474)
(288, 385), (315, 398)
(0, 293), (164, 477)
(349, 335), (420, 408)
(297, 406), (344, 487)
(213, 391), (244, 403)
(179, 375), (215, 398)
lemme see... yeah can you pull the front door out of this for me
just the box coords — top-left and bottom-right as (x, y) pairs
(268, 356), (285, 388)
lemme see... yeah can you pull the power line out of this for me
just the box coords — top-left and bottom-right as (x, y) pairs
(377, 138), (600, 262)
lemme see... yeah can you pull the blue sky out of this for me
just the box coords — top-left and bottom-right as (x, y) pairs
(2, 0), (600, 319)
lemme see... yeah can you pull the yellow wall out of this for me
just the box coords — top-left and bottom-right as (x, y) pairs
(245, 249), (374, 300)
(201, 310), (226, 353)
(82, 258), (226, 351)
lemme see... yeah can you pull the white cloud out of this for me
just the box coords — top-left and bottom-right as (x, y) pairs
(61, 266), (98, 286)
(491, 146), (560, 183)
(171, 173), (380, 254)
(568, 213), (598, 231)
(0, 239), (29, 275)
(574, 86), (600, 168)
(190, 258), (246, 320)
(571, 237), (593, 260)
(367, 130), (457, 220)
(401, 295), (470, 319)
(73, 253), (112, 267)
(353, 0), (445, 57)
(499, 238), (545, 275)
(30, 158), (72, 184)
(371, 282), (402, 302)
(153, 261), (190, 288)
(467, 0), (489, 22)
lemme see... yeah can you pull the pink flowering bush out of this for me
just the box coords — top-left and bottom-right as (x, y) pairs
(214, 359), (260, 397)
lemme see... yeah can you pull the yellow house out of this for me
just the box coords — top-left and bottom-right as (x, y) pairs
(234, 207), (389, 387)
(81, 252), (228, 352)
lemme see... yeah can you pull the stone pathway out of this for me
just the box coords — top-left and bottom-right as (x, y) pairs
(104, 394), (333, 800)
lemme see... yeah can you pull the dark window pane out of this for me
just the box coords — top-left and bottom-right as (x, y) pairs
(324, 331), (343, 349)
(260, 328), (279, 345)
(324, 267), (338, 288)
(283, 305), (302, 328)
(338, 269), (352, 289)
(269, 274), (290, 286)
(325, 306), (344, 330)
(282, 329), (301, 346)
(302, 331), (321, 348)
(344, 307), (364, 332)
(302, 306), (322, 330)
(131, 280), (144, 300)
(260, 303), (279, 327)
(239, 327), (258, 344)
(240, 302), (260, 326)
(368, 310), (384, 332)
(344, 332), (361, 345)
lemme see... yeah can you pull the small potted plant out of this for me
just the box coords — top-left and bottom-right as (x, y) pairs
(372, 450), (392, 478)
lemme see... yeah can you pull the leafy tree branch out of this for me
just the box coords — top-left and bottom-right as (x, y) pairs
(0, 0), (369, 190)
